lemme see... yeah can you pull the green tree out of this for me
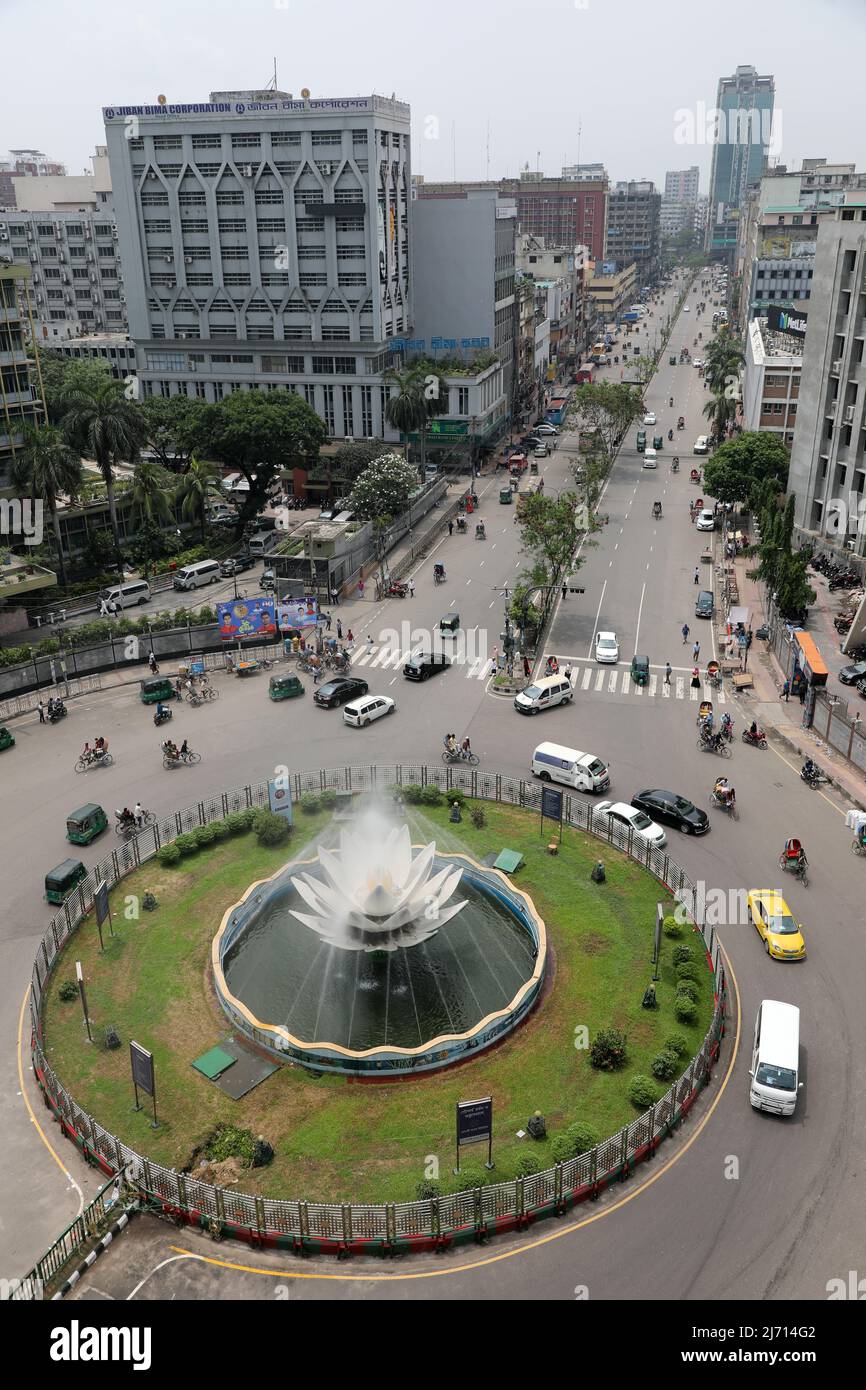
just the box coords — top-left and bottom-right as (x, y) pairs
(139, 395), (208, 469)
(569, 382), (644, 458)
(61, 378), (148, 580)
(197, 389), (326, 534)
(126, 518), (168, 578)
(383, 364), (449, 471)
(130, 460), (173, 527)
(517, 491), (586, 581)
(175, 455), (222, 542)
(701, 391), (738, 445)
(9, 425), (83, 588)
(703, 431), (789, 511)
(35, 350), (113, 425)
(331, 439), (389, 488)
(347, 452), (418, 522)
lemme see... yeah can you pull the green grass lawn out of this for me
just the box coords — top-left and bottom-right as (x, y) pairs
(41, 797), (715, 1204)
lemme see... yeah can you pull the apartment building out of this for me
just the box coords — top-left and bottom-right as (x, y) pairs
(0, 209), (126, 342)
(742, 314), (802, 441)
(416, 173), (608, 264)
(104, 89), (412, 439)
(606, 181), (661, 286)
(0, 261), (44, 496)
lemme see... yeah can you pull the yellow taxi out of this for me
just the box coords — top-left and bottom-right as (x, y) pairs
(747, 890), (806, 961)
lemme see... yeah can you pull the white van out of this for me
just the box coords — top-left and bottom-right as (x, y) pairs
(694, 435), (709, 455)
(749, 1000), (802, 1117)
(99, 579), (151, 610)
(172, 559), (221, 591)
(514, 673), (573, 715)
(532, 741), (610, 793)
(247, 530), (281, 557)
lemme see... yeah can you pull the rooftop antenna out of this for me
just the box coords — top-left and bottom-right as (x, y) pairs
(576, 118), (582, 169)
(451, 121), (456, 180)
(486, 121), (491, 180)
(264, 58), (278, 92)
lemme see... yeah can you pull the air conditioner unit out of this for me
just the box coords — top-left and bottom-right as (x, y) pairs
(243, 164), (254, 178)
(112, 228), (118, 238)
(31, 272), (39, 283)
(120, 294), (126, 303)
(178, 331), (187, 339)
(29, 253), (37, 263)
(845, 405), (856, 423)
(0, 232), (8, 242)
(827, 401), (837, 417)
(164, 252), (174, 262)
(85, 227), (92, 239)
(64, 294), (72, 303)
(58, 253), (65, 263)
(832, 359), (843, 373)
(26, 230), (33, 241)
(90, 272), (97, 282)
(184, 256), (193, 265)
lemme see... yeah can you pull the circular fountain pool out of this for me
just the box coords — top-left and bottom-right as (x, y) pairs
(212, 821), (546, 1075)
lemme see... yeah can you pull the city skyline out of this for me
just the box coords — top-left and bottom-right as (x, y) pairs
(2, 0), (864, 192)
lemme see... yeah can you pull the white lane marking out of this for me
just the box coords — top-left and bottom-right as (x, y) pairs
(581, 668), (592, 691)
(608, 670), (618, 693)
(633, 581), (646, 657)
(649, 673), (658, 697)
(623, 673), (632, 695)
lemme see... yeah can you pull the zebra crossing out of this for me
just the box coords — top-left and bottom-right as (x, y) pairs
(572, 663), (727, 705)
(348, 643), (494, 681)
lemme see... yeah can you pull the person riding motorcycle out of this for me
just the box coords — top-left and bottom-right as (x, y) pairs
(720, 712), (733, 739)
(802, 757), (818, 782)
(669, 396), (674, 408)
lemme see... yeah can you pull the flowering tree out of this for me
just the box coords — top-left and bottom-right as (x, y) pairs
(347, 452), (418, 523)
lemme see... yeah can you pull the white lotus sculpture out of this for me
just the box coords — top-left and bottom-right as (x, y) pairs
(290, 821), (466, 951)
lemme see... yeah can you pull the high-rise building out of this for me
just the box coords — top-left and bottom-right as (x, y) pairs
(606, 181), (661, 285)
(7, 150), (66, 178)
(0, 261), (45, 496)
(705, 65), (775, 260)
(664, 167), (700, 204)
(0, 208), (126, 343)
(104, 89), (411, 436)
(416, 174), (608, 264)
(787, 198), (866, 559)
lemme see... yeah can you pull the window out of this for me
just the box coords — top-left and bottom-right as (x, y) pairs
(192, 135), (222, 150)
(322, 326), (351, 341)
(322, 384), (335, 432)
(145, 219), (172, 234)
(183, 247), (211, 260)
(295, 190), (324, 205)
(362, 385), (373, 434)
(98, 245), (115, 257)
(261, 354), (304, 373)
(210, 353), (253, 363)
(73, 269), (89, 280)
(37, 224), (53, 236)
(302, 384), (315, 406)
(146, 350), (186, 371)
(157, 164), (182, 177)
(336, 216), (365, 231)
(43, 268), (60, 279)
(311, 132), (342, 147)
(352, 129), (368, 144)
(223, 272), (250, 286)
(194, 381), (207, 398)
(256, 218), (286, 232)
(141, 193), (170, 207)
(153, 136), (182, 150)
(195, 164), (221, 178)
(297, 245), (326, 259)
(338, 272), (367, 287)
(254, 191), (284, 205)
(216, 192), (244, 206)
(65, 224), (84, 237)
(100, 268), (118, 279)
(337, 246), (366, 259)
(342, 384), (354, 434)
(231, 134), (262, 150)
(299, 272), (327, 287)
(458, 387), (469, 413)
(333, 355), (355, 375)
(312, 355), (334, 374)
(178, 192), (207, 206)
(270, 133), (301, 147)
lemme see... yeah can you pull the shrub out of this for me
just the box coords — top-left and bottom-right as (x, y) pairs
(224, 809), (254, 834)
(675, 960), (703, 984)
(664, 1032), (689, 1057)
(628, 1075), (659, 1109)
(420, 783), (442, 806)
(415, 1179), (442, 1200)
(194, 824), (217, 847)
(514, 1150), (542, 1178)
(674, 995), (699, 1024)
(174, 833), (200, 856)
(470, 806), (487, 829)
(204, 1124), (256, 1168)
(651, 1048), (681, 1082)
(210, 819), (230, 841)
(662, 914), (683, 939)
(104, 1025), (121, 1051)
(551, 1134), (577, 1164)
(564, 1122), (599, 1156)
(641, 983), (657, 1009)
(401, 783), (424, 804)
(157, 843), (181, 866)
(589, 1026), (628, 1071)
(447, 788), (467, 806)
(142, 892), (158, 912)
(676, 980), (701, 1004)
(254, 810), (291, 847)
(58, 980), (78, 1002)
(299, 791), (321, 815)
(672, 944), (694, 966)
(451, 1164), (490, 1191)
(320, 788), (337, 809)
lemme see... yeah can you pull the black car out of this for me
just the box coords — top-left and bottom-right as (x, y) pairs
(403, 652), (451, 681)
(314, 677), (369, 709)
(839, 660), (866, 686)
(220, 554), (255, 578)
(631, 789), (710, 836)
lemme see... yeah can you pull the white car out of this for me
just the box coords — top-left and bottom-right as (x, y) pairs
(696, 508), (716, 532)
(642, 449), (658, 469)
(595, 631), (619, 664)
(643, 411), (657, 426)
(693, 436), (709, 455)
(693, 359), (704, 369)
(683, 304), (691, 312)
(594, 801), (667, 848)
(343, 695), (395, 727)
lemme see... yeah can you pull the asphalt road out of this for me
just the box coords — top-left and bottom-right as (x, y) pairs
(5, 271), (866, 1301)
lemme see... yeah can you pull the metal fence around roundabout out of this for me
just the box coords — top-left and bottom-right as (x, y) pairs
(21, 764), (727, 1292)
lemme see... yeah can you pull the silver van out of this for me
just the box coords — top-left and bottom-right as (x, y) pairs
(247, 531), (280, 557)
(172, 559), (221, 591)
(514, 674), (574, 715)
(99, 579), (151, 610)
(532, 741), (609, 792)
(749, 999), (802, 1117)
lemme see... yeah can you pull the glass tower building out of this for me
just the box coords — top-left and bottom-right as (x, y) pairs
(705, 65), (775, 260)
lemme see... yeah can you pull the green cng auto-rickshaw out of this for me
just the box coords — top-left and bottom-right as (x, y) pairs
(499, 487), (513, 504)
(45, 858), (88, 905)
(66, 803), (108, 846)
(0, 726), (14, 752)
(630, 655), (650, 687)
(269, 673), (304, 701)
(139, 676), (175, 704)
(636, 431), (646, 453)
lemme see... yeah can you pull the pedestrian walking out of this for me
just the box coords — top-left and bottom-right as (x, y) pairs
(148, 651), (158, 675)
(325, 610), (332, 631)
(690, 666), (701, 690)
(358, 579), (365, 599)
(523, 656), (531, 679)
(107, 599), (118, 619)
(746, 627), (753, 650)
(682, 623), (690, 644)
(798, 683), (806, 706)
(37, 698), (45, 724)
(561, 582), (567, 600)
(855, 713), (862, 736)
(448, 520), (453, 537)
(175, 677), (183, 701)
(337, 619), (343, 641)
(781, 677), (790, 702)
(694, 566), (700, 585)
(408, 579), (415, 598)
(366, 633), (374, 652)
(664, 662), (672, 685)
(692, 640), (700, 662)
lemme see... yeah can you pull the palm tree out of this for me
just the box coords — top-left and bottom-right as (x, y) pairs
(175, 456), (222, 542)
(384, 364), (449, 473)
(61, 379), (147, 580)
(702, 393), (737, 445)
(131, 460), (173, 528)
(10, 425), (83, 589)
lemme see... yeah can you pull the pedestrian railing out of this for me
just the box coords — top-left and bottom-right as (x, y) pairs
(24, 765), (727, 1284)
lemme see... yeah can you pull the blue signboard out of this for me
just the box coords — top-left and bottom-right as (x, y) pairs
(268, 779), (294, 826)
(541, 786), (564, 823)
(217, 597), (276, 641)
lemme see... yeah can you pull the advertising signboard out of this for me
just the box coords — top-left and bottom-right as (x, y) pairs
(276, 597), (319, 630)
(268, 778), (294, 825)
(217, 597), (277, 641)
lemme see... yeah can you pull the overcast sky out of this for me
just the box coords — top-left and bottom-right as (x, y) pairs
(3, 0), (865, 189)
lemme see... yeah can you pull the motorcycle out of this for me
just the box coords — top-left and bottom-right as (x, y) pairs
(671, 458), (679, 473)
(801, 760), (827, 789)
(667, 429), (674, 441)
(441, 747), (479, 766)
(719, 715), (734, 741)
(153, 705), (173, 726)
(387, 581), (408, 598)
(696, 730), (731, 757)
(710, 790), (739, 819)
(741, 727), (768, 749)
(47, 699), (67, 723)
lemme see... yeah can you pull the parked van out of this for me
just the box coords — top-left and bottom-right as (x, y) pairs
(99, 579), (151, 610)
(247, 530), (281, 557)
(172, 559), (221, 591)
(514, 674), (573, 715)
(532, 741), (610, 793)
(749, 999), (802, 1116)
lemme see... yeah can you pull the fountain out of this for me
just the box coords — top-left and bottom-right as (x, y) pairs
(213, 805), (547, 1075)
